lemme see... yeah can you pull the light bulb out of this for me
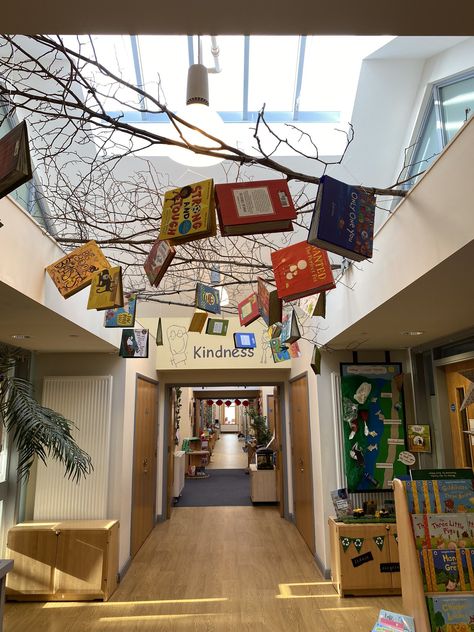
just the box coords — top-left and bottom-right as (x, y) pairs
(168, 103), (226, 167)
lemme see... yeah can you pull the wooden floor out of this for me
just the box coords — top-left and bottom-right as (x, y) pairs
(207, 433), (248, 470)
(4, 506), (403, 631)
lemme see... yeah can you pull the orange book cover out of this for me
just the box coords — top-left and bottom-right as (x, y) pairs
(87, 266), (124, 311)
(270, 241), (335, 301)
(46, 240), (111, 299)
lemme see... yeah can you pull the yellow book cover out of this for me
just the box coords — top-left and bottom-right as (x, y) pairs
(188, 311), (208, 333)
(87, 266), (124, 311)
(159, 179), (216, 245)
(46, 240), (111, 299)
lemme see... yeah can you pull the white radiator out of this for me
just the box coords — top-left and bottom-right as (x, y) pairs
(34, 375), (113, 521)
(173, 451), (186, 498)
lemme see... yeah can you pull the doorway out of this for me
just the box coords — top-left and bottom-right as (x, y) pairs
(130, 375), (159, 557)
(444, 359), (474, 469)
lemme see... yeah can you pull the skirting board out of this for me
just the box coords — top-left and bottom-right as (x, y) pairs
(314, 553), (331, 580)
(118, 556), (132, 583)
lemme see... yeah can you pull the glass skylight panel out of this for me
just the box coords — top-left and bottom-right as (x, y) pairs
(199, 36), (244, 115)
(247, 36), (299, 114)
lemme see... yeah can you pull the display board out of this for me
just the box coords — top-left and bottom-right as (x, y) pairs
(340, 363), (408, 492)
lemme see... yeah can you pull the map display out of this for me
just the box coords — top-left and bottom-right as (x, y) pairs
(340, 363), (408, 492)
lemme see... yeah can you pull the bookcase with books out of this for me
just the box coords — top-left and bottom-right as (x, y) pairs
(394, 472), (474, 632)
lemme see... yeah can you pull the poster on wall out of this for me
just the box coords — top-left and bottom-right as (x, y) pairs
(340, 363), (408, 492)
(407, 424), (432, 453)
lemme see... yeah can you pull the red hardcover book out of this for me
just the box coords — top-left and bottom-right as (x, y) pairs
(237, 292), (260, 326)
(144, 239), (176, 287)
(271, 241), (336, 301)
(214, 179), (296, 236)
(0, 121), (33, 200)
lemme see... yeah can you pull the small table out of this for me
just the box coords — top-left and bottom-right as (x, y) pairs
(249, 464), (277, 502)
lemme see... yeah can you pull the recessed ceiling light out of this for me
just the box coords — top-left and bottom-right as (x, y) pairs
(401, 331), (425, 336)
(11, 334), (31, 340)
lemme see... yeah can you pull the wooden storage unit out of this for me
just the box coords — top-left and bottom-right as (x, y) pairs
(328, 517), (401, 596)
(249, 464), (277, 502)
(6, 520), (119, 601)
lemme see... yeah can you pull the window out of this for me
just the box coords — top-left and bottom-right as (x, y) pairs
(405, 72), (474, 188)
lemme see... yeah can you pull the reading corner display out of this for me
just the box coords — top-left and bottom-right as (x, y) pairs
(195, 282), (221, 314)
(215, 179), (296, 236)
(104, 292), (137, 327)
(206, 319), (229, 336)
(159, 179), (216, 245)
(143, 239), (176, 287)
(87, 266), (123, 311)
(46, 240), (111, 299)
(234, 332), (256, 349)
(237, 292), (260, 327)
(0, 120), (33, 200)
(308, 175), (376, 262)
(119, 329), (149, 358)
(340, 363), (407, 492)
(257, 277), (282, 326)
(271, 241), (336, 302)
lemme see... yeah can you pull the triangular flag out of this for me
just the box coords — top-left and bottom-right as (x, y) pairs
(373, 535), (385, 551)
(351, 537), (364, 553)
(313, 291), (326, 318)
(340, 536), (351, 553)
(156, 318), (163, 346)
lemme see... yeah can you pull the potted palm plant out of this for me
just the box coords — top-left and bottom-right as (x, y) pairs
(0, 344), (92, 481)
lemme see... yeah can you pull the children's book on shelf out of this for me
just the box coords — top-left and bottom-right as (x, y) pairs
(307, 174), (376, 261)
(0, 120), (33, 200)
(143, 239), (176, 287)
(257, 277), (282, 326)
(411, 514), (473, 549)
(418, 549), (431, 592)
(404, 478), (474, 513)
(188, 310), (208, 333)
(280, 307), (301, 344)
(195, 282), (221, 314)
(104, 292), (137, 327)
(426, 594), (474, 631)
(271, 241), (336, 301)
(159, 179), (216, 245)
(330, 488), (353, 519)
(46, 240), (111, 299)
(237, 292), (260, 326)
(119, 329), (149, 358)
(87, 266), (123, 310)
(427, 549), (464, 592)
(214, 179), (296, 236)
(206, 318), (229, 336)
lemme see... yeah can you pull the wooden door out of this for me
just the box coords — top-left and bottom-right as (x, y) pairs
(131, 377), (158, 557)
(273, 387), (284, 517)
(289, 374), (315, 554)
(445, 360), (474, 469)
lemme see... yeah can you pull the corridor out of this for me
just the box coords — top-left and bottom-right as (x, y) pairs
(5, 506), (402, 631)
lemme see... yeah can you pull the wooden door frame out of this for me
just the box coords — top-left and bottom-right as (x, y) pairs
(160, 380), (291, 521)
(130, 374), (159, 557)
(289, 371), (315, 549)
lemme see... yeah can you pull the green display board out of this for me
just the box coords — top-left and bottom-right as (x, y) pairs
(340, 363), (408, 492)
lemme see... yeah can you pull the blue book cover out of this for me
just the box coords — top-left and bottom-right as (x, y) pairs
(432, 479), (474, 513)
(270, 337), (290, 363)
(104, 292), (137, 328)
(308, 175), (375, 262)
(195, 282), (221, 314)
(405, 480), (436, 513)
(426, 594), (474, 631)
(428, 549), (462, 592)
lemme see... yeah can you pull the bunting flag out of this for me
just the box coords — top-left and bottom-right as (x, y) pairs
(352, 537), (364, 553)
(340, 536), (351, 553)
(373, 535), (385, 551)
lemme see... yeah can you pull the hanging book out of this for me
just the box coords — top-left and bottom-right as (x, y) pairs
(234, 332), (257, 349)
(310, 345), (321, 375)
(281, 308), (301, 344)
(307, 175), (376, 261)
(270, 338), (290, 363)
(87, 266), (124, 311)
(268, 322), (283, 339)
(156, 317), (163, 346)
(0, 120), (33, 200)
(159, 179), (216, 245)
(188, 310), (208, 333)
(237, 292), (260, 327)
(257, 277), (282, 326)
(271, 241), (335, 302)
(288, 341), (301, 358)
(215, 179), (296, 236)
(46, 240), (111, 299)
(314, 291), (326, 318)
(206, 319), (229, 336)
(104, 292), (137, 327)
(195, 282), (221, 314)
(144, 239), (176, 287)
(119, 329), (149, 358)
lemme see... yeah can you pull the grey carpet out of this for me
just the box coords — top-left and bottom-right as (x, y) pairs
(176, 468), (252, 507)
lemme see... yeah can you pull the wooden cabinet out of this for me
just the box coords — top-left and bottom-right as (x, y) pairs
(6, 520), (119, 601)
(249, 464), (277, 502)
(328, 517), (401, 596)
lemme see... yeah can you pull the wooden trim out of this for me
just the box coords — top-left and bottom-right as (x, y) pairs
(289, 370), (308, 384)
